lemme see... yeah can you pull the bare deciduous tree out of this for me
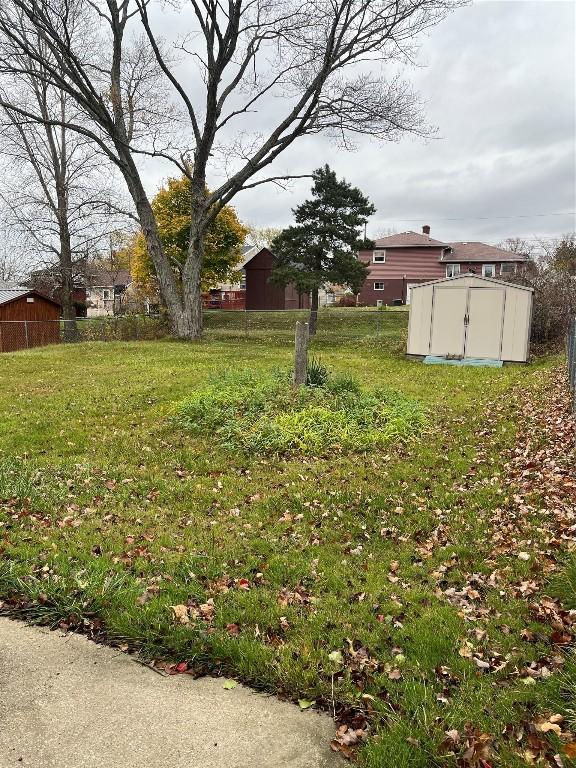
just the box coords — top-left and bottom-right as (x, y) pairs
(0, 235), (25, 284)
(246, 226), (282, 251)
(0, 0), (459, 338)
(0, 23), (129, 328)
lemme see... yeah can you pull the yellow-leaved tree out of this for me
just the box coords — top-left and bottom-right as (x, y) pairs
(129, 175), (248, 303)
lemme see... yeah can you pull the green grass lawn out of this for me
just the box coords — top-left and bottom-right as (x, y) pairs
(0, 312), (572, 766)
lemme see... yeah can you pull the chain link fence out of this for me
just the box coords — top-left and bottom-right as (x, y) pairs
(202, 307), (408, 346)
(0, 315), (169, 352)
(0, 307), (409, 352)
(568, 317), (576, 411)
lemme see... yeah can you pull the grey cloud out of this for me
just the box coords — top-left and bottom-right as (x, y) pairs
(139, 0), (575, 245)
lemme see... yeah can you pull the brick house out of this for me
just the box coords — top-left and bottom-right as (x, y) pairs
(358, 226), (528, 306)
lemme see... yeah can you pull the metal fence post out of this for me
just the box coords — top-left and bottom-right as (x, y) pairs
(569, 321), (572, 386)
(24, 321), (29, 349)
(571, 319), (576, 410)
(567, 318), (576, 413)
(568, 320), (572, 383)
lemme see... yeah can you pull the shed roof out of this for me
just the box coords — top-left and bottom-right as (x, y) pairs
(0, 289), (29, 306)
(410, 273), (534, 291)
(237, 244), (259, 269)
(0, 289), (62, 307)
(243, 247), (275, 269)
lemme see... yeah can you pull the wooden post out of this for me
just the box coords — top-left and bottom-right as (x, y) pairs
(293, 321), (309, 387)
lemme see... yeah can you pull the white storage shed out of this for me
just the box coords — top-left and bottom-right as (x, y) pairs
(406, 274), (533, 363)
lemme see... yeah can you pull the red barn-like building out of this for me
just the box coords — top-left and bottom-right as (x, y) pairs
(0, 289), (61, 352)
(244, 248), (310, 310)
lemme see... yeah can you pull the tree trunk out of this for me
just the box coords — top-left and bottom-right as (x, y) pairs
(177, 180), (209, 341)
(117, 147), (207, 340)
(118, 149), (192, 336)
(309, 287), (319, 336)
(180, 222), (205, 341)
(56, 185), (77, 341)
(177, 252), (203, 339)
(59, 233), (77, 342)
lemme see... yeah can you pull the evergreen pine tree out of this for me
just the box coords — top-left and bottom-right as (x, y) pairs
(270, 166), (375, 334)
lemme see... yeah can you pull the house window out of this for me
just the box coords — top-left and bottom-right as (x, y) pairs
(446, 264), (460, 278)
(500, 263), (515, 275)
(102, 289), (111, 300)
(482, 264), (495, 278)
(374, 281), (385, 290)
(372, 251), (386, 263)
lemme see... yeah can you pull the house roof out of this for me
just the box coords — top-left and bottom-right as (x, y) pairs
(87, 269), (131, 288)
(372, 232), (526, 263)
(374, 231), (449, 248)
(442, 242), (527, 263)
(0, 289), (62, 308)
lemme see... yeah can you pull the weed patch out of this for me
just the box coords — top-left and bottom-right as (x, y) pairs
(174, 369), (425, 456)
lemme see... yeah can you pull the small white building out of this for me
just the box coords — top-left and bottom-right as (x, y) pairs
(85, 269), (132, 317)
(406, 274), (533, 363)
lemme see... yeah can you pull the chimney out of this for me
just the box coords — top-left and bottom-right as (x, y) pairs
(422, 225), (431, 236)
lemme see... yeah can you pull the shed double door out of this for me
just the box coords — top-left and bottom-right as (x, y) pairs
(429, 286), (505, 359)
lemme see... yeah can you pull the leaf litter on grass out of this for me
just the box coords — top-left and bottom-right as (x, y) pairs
(426, 367), (576, 767)
(3, 350), (576, 766)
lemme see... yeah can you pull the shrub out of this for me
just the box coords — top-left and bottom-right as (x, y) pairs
(174, 369), (424, 457)
(504, 267), (576, 346)
(336, 295), (358, 307)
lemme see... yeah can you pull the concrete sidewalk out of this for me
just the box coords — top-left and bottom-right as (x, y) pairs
(0, 618), (340, 768)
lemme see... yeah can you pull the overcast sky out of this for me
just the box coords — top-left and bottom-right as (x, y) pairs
(140, 0), (575, 246)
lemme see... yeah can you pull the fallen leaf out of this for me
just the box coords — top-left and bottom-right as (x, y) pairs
(536, 721), (562, 736)
(328, 650), (344, 666)
(171, 604), (189, 624)
(298, 698), (315, 710)
(563, 743), (576, 758)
